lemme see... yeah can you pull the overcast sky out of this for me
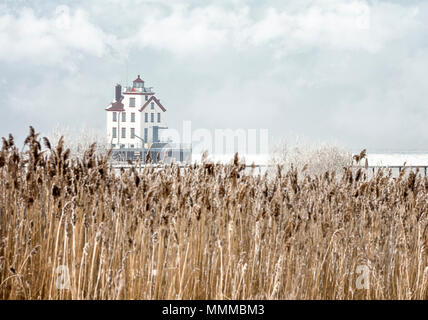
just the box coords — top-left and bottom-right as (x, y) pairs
(1, 0), (428, 152)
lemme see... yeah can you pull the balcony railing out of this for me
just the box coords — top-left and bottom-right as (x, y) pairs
(123, 86), (154, 93)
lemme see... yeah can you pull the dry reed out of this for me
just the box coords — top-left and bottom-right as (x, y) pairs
(1, 127), (428, 299)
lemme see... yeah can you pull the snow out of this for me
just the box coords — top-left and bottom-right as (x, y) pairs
(366, 154), (428, 167)
(191, 152), (428, 167)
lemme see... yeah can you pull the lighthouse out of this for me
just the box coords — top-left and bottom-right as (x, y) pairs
(105, 74), (191, 163)
(106, 75), (167, 149)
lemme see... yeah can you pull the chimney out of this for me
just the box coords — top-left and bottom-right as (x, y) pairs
(115, 84), (122, 102)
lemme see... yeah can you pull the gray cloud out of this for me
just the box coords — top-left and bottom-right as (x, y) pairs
(1, 0), (427, 152)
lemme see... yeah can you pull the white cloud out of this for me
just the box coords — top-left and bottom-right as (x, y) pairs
(132, 4), (232, 55)
(0, 6), (115, 68)
(124, 1), (421, 57)
(0, 2), (421, 63)
(242, 1), (421, 56)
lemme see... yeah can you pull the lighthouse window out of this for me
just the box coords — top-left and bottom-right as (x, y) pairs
(151, 113), (154, 123)
(157, 113), (161, 123)
(113, 112), (117, 122)
(122, 112), (126, 122)
(129, 98), (135, 107)
(112, 127), (117, 138)
(131, 113), (135, 122)
(151, 102), (154, 109)
(145, 113), (148, 123)
(121, 128), (126, 138)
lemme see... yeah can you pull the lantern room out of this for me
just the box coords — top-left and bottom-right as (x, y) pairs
(133, 75), (144, 90)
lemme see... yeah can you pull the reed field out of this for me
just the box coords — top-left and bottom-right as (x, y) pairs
(1, 127), (428, 300)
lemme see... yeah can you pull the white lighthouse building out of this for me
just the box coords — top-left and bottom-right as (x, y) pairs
(106, 74), (191, 163)
(106, 75), (167, 149)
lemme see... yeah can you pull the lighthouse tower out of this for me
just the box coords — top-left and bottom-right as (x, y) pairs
(106, 75), (167, 149)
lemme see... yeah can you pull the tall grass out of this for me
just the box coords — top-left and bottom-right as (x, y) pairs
(1, 127), (428, 299)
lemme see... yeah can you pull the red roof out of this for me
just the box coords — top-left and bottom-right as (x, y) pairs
(139, 96), (166, 112)
(105, 100), (124, 111)
(133, 75), (144, 83)
(123, 92), (154, 95)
